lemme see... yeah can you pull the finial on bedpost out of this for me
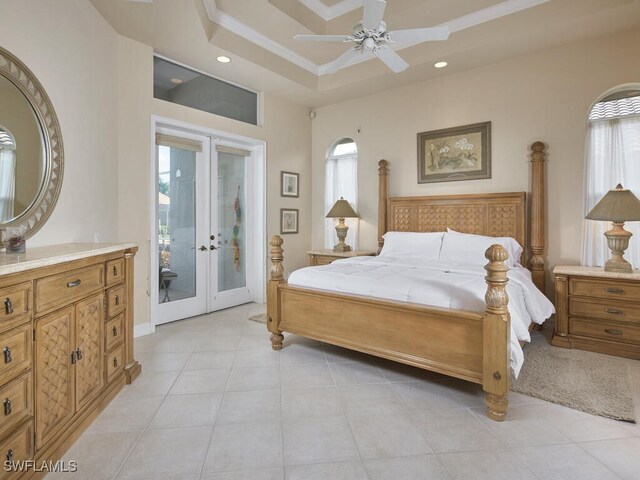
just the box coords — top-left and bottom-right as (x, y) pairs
(529, 141), (546, 294)
(268, 235), (285, 350)
(378, 160), (389, 252)
(269, 235), (284, 281)
(483, 244), (510, 421)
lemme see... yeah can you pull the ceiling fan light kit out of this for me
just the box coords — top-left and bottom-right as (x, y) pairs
(294, 0), (451, 74)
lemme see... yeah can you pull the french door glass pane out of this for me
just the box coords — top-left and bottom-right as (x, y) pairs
(217, 152), (246, 292)
(158, 145), (197, 303)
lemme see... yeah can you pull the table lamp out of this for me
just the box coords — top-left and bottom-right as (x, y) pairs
(326, 197), (359, 252)
(586, 184), (640, 273)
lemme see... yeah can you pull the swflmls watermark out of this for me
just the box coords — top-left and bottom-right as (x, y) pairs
(4, 460), (78, 473)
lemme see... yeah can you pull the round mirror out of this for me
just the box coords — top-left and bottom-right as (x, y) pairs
(0, 47), (63, 246)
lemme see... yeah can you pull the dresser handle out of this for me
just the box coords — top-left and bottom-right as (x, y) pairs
(113, 265), (118, 276)
(76, 347), (83, 361)
(3, 298), (13, 315)
(3, 398), (11, 416)
(112, 326), (118, 337)
(114, 295), (120, 306)
(70, 350), (77, 365)
(604, 308), (623, 315)
(604, 287), (624, 294)
(6, 449), (13, 462)
(2, 347), (11, 364)
(604, 329), (623, 336)
(113, 357), (119, 368)
(67, 279), (81, 288)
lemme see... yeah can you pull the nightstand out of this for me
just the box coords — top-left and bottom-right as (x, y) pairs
(307, 249), (376, 266)
(553, 265), (640, 360)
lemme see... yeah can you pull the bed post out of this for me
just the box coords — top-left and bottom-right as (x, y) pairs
(267, 235), (285, 350)
(483, 244), (511, 421)
(378, 159), (389, 252)
(529, 141), (546, 293)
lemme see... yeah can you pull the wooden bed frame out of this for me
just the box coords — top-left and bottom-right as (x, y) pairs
(267, 142), (547, 421)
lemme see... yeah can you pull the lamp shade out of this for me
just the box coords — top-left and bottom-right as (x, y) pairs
(326, 197), (359, 218)
(586, 184), (640, 222)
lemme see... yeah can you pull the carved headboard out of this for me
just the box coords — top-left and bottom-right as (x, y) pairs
(377, 142), (547, 293)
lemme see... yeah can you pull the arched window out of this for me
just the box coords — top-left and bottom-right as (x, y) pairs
(582, 87), (640, 267)
(0, 125), (16, 222)
(325, 138), (358, 249)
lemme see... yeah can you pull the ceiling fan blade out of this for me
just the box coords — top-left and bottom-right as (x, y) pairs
(362, 0), (387, 30)
(388, 27), (450, 44)
(125, 0), (153, 3)
(375, 46), (409, 73)
(324, 48), (360, 74)
(293, 34), (351, 42)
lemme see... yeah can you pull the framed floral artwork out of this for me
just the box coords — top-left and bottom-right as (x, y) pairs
(280, 208), (299, 234)
(281, 171), (299, 197)
(417, 121), (491, 183)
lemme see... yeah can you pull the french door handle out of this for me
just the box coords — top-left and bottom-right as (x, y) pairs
(198, 245), (207, 251)
(210, 245), (217, 250)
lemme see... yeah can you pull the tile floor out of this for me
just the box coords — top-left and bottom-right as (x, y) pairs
(46, 303), (640, 480)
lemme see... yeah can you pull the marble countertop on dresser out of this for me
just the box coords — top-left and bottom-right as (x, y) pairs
(553, 264), (640, 279)
(0, 243), (138, 276)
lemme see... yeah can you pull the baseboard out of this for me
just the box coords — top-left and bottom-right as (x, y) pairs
(134, 322), (153, 338)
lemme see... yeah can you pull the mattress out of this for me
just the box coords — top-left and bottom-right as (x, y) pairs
(287, 254), (555, 377)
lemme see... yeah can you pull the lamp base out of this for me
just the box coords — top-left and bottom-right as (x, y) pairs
(333, 244), (352, 253)
(603, 222), (633, 274)
(604, 258), (632, 274)
(333, 218), (351, 252)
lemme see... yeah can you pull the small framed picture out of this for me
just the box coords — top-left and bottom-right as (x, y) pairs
(280, 208), (299, 234)
(281, 171), (299, 197)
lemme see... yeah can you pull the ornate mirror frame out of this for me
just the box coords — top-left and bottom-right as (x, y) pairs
(0, 47), (64, 246)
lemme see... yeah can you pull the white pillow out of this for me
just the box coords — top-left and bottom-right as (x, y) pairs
(380, 231), (444, 258)
(441, 230), (523, 267)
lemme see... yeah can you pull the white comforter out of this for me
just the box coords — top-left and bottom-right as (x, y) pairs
(288, 254), (555, 377)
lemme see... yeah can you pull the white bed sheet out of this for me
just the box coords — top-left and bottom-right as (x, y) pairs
(287, 254), (555, 377)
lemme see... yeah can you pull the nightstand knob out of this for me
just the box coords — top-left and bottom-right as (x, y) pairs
(604, 329), (623, 336)
(604, 287), (624, 294)
(604, 308), (623, 315)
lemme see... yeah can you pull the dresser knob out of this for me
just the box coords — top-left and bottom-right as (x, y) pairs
(3, 398), (11, 416)
(6, 449), (13, 462)
(112, 326), (118, 337)
(67, 279), (81, 288)
(604, 329), (623, 336)
(2, 347), (11, 364)
(113, 265), (118, 276)
(604, 308), (623, 315)
(113, 357), (119, 368)
(604, 287), (624, 294)
(4, 298), (13, 315)
(114, 295), (120, 306)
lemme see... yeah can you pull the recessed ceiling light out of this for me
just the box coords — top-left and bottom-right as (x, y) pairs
(217, 56), (231, 63)
(170, 78), (183, 85)
(434, 61), (448, 69)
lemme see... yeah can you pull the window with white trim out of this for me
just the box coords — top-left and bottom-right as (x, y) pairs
(325, 138), (358, 249)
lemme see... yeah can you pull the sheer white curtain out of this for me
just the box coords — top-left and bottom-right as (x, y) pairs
(0, 148), (16, 222)
(325, 146), (358, 249)
(582, 115), (640, 267)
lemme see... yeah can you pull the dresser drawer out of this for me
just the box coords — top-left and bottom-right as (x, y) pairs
(0, 372), (32, 440)
(570, 278), (640, 301)
(569, 298), (640, 324)
(0, 323), (31, 386)
(35, 263), (105, 314)
(571, 318), (640, 345)
(107, 285), (126, 318)
(0, 282), (31, 333)
(106, 345), (124, 383)
(106, 258), (125, 287)
(0, 420), (34, 479)
(105, 313), (124, 352)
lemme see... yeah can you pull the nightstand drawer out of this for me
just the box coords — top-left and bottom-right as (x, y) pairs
(312, 255), (336, 266)
(571, 318), (640, 345)
(569, 298), (640, 324)
(570, 278), (640, 301)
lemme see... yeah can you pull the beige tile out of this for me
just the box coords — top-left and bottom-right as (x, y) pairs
(580, 437), (640, 480)
(279, 344), (326, 366)
(118, 426), (213, 479)
(338, 384), (406, 415)
(323, 344), (377, 364)
(512, 443), (621, 480)
(237, 335), (269, 351)
(184, 351), (236, 370)
(376, 359), (448, 383)
(233, 348), (279, 368)
(169, 368), (230, 395)
(217, 389), (281, 425)
(192, 334), (242, 352)
(285, 459), (368, 480)
(203, 421), (283, 473)
(123, 370), (179, 396)
(410, 409), (501, 453)
(348, 413), (432, 459)
(329, 361), (386, 385)
(226, 366), (280, 392)
(282, 363), (335, 388)
(149, 393), (222, 429)
(281, 386), (344, 421)
(137, 352), (191, 373)
(202, 468), (284, 480)
(390, 381), (464, 411)
(364, 455), (451, 480)
(439, 450), (537, 480)
(283, 416), (358, 466)
(90, 394), (164, 434)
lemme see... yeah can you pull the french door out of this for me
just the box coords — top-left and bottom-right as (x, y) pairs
(155, 127), (254, 325)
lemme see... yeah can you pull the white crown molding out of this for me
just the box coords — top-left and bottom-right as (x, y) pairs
(298, 0), (362, 21)
(204, 0), (552, 77)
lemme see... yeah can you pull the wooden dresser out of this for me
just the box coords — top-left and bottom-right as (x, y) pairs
(553, 265), (640, 360)
(307, 249), (376, 266)
(0, 243), (139, 478)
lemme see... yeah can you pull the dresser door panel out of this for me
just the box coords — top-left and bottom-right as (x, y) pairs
(35, 306), (75, 449)
(75, 294), (104, 411)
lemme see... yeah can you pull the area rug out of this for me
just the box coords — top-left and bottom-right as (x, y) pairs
(512, 342), (636, 422)
(248, 313), (267, 324)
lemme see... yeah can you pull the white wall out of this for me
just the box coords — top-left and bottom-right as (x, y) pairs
(312, 28), (640, 296)
(0, 0), (120, 246)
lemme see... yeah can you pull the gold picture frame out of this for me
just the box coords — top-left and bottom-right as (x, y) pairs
(280, 208), (299, 234)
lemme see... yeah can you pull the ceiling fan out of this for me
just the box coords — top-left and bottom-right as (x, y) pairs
(294, 0), (450, 74)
